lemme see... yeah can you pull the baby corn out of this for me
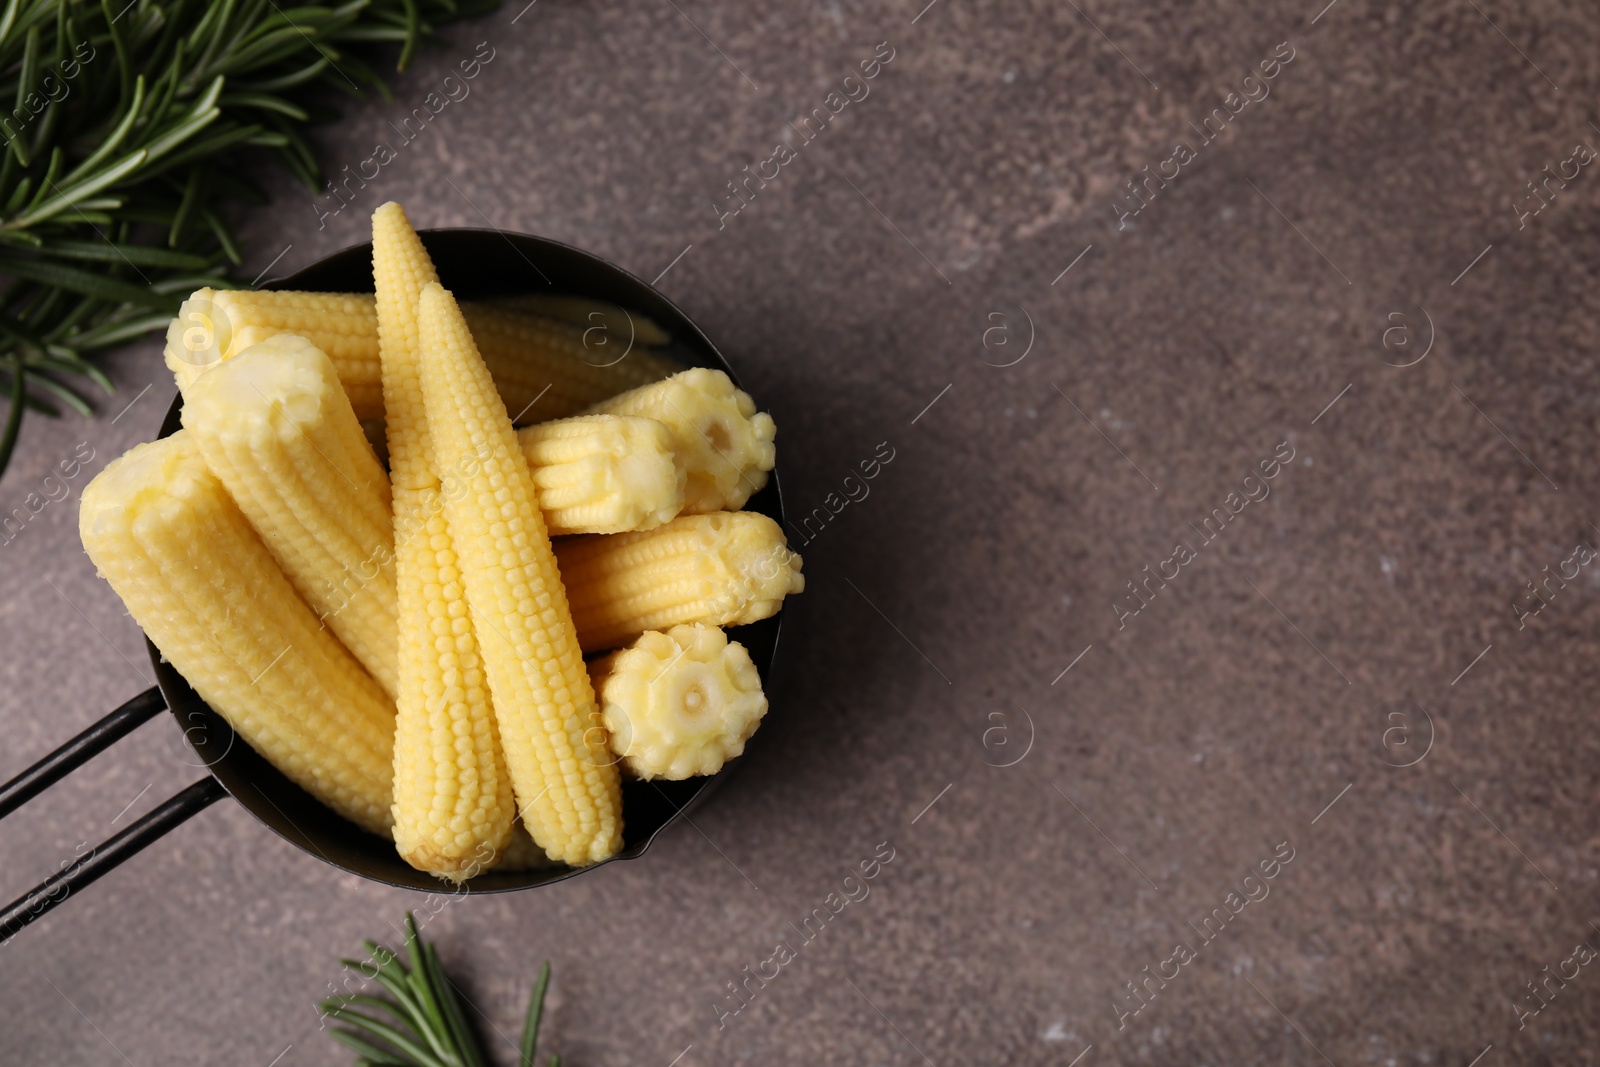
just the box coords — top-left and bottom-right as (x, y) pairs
(166, 288), (386, 419)
(390, 485), (515, 879)
(417, 280), (622, 866)
(78, 432), (395, 835)
(375, 202), (515, 878)
(165, 288), (683, 422)
(589, 625), (768, 780)
(346, 411), (687, 537)
(583, 368), (775, 513)
(180, 335), (399, 699)
(485, 293), (672, 347)
(461, 301), (683, 424)
(555, 511), (804, 652)
(516, 414), (684, 535)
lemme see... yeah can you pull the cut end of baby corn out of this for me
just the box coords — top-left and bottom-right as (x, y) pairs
(417, 280), (622, 866)
(165, 288), (385, 418)
(517, 414), (684, 535)
(555, 511), (804, 652)
(584, 368), (775, 513)
(181, 334), (399, 699)
(79, 432), (396, 835)
(590, 624), (767, 780)
(485, 293), (672, 348)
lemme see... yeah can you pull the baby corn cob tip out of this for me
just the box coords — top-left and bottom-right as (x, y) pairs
(78, 431), (396, 835)
(417, 280), (622, 866)
(584, 368), (776, 513)
(180, 334), (399, 700)
(555, 510), (804, 652)
(373, 201), (442, 491)
(516, 414), (685, 535)
(590, 624), (768, 780)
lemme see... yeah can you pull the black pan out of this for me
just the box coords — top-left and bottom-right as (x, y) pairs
(0, 228), (785, 938)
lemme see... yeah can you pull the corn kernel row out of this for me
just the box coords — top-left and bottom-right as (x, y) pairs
(165, 287), (684, 423)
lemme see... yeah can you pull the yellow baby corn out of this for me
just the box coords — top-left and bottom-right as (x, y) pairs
(589, 624), (768, 780)
(516, 414), (684, 535)
(583, 368), (775, 513)
(554, 511), (804, 652)
(166, 288), (385, 418)
(417, 280), (622, 866)
(78, 432), (395, 836)
(389, 484), (516, 879)
(166, 288), (683, 423)
(460, 301), (683, 424)
(375, 202), (515, 878)
(355, 409), (686, 537)
(180, 335), (399, 700)
(485, 293), (672, 347)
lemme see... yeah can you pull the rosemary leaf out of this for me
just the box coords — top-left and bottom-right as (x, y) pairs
(0, 0), (498, 479)
(323, 915), (560, 1067)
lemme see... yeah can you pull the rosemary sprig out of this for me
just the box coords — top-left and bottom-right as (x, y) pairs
(0, 0), (498, 480)
(320, 912), (559, 1067)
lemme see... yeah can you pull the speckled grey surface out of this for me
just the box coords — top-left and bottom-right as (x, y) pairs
(4, 1), (1600, 1063)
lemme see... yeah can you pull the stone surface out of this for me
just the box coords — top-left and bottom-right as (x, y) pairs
(3, 1), (1600, 1064)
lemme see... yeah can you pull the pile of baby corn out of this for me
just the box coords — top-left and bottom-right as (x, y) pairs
(77, 203), (803, 880)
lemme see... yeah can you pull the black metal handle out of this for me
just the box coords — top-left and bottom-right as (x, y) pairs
(0, 776), (227, 941)
(0, 685), (231, 941)
(0, 687), (168, 820)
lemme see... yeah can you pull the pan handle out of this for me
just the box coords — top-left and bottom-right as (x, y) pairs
(0, 687), (169, 820)
(0, 686), (232, 940)
(0, 776), (227, 941)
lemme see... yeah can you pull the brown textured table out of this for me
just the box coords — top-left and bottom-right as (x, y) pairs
(3, 1), (1599, 1063)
